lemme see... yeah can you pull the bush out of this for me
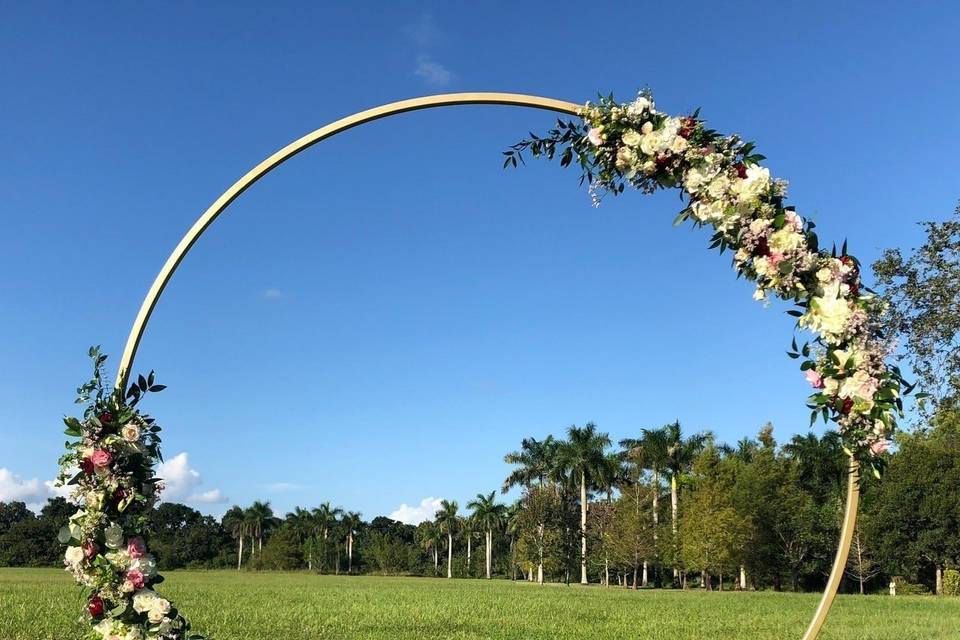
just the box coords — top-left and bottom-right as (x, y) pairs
(892, 576), (931, 596)
(944, 569), (960, 596)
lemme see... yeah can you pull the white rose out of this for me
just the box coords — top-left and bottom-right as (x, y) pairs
(641, 121), (654, 134)
(121, 423), (140, 442)
(104, 523), (124, 549)
(132, 554), (157, 577)
(639, 132), (659, 156)
(621, 129), (642, 147)
(706, 174), (731, 200)
(65, 545), (85, 565)
(731, 164), (771, 204)
(816, 267), (834, 283)
(670, 135), (688, 154)
(615, 147), (636, 173)
(769, 228), (803, 253)
(148, 598), (171, 623)
(823, 377), (840, 396)
(627, 96), (651, 117)
(132, 589), (158, 613)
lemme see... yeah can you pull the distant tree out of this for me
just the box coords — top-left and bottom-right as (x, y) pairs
(435, 500), (459, 579)
(0, 501), (33, 535)
(415, 520), (441, 575)
(556, 423), (612, 584)
(222, 506), (248, 570)
(467, 491), (507, 579)
(342, 511), (362, 574)
(868, 408), (960, 594)
(148, 502), (224, 569)
(845, 518), (881, 594)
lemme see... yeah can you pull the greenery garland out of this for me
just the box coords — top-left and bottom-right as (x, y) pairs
(57, 347), (203, 640)
(504, 91), (924, 477)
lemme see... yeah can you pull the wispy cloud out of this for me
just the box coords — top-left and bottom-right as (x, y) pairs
(156, 452), (228, 505)
(404, 14), (455, 88)
(403, 13), (442, 47)
(261, 288), (285, 300)
(389, 496), (443, 525)
(414, 56), (453, 87)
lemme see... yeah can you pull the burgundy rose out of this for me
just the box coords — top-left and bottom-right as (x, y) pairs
(98, 412), (113, 425)
(88, 596), (104, 618)
(80, 457), (94, 475)
(753, 237), (770, 257)
(82, 541), (99, 559)
(655, 154), (671, 166)
(841, 398), (854, 415)
(112, 487), (128, 508)
(735, 163), (748, 179)
(679, 117), (696, 138)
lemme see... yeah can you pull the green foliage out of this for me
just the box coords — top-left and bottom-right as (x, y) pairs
(873, 202), (960, 414)
(943, 569), (960, 596)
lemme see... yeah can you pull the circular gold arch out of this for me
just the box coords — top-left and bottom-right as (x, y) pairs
(115, 92), (858, 640)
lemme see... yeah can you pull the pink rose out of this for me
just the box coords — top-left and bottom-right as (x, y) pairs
(587, 128), (603, 146)
(82, 541), (99, 559)
(870, 439), (890, 455)
(768, 251), (786, 267)
(804, 369), (824, 389)
(91, 449), (113, 468)
(127, 537), (146, 559)
(126, 568), (145, 589)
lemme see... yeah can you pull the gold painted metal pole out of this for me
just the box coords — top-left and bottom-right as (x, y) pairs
(114, 91), (858, 640)
(801, 457), (860, 640)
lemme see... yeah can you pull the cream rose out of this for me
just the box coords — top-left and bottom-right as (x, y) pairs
(65, 545), (85, 565)
(621, 129), (642, 147)
(121, 422), (141, 442)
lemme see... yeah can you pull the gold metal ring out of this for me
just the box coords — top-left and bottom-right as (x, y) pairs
(115, 92), (856, 640)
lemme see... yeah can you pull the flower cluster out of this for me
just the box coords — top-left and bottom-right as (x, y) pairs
(506, 92), (917, 476)
(57, 347), (203, 640)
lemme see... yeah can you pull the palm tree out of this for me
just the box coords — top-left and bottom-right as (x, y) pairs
(461, 515), (475, 575)
(415, 521), (441, 575)
(502, 436), (558, 492)
(556, 422), (612, 584)
(435, 499), (459, 579)
(503, 435), (559, 583)
(342, 511), (362, 574)
(467, 491), (508, 579)
(662, 421), (709, 584)
(222, 506), (247, 570)
(246, 501), (274, 554)
(285, 506), (315, 570)
(312, 502), (343, 572)
(505, 502), (521, 581)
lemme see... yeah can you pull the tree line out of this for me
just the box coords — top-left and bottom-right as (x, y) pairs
(2, 414), (958, 595)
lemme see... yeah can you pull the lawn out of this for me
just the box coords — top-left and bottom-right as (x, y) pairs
(1, 569), (957, 640)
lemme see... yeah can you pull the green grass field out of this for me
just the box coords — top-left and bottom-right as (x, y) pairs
(1, 569), (957, 639)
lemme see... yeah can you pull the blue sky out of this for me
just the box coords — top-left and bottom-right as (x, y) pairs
(1, 2), (958, 523)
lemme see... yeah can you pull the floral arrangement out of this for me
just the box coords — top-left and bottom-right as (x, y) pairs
(56, 347), (203, 640)
(504, 91), (924, 476)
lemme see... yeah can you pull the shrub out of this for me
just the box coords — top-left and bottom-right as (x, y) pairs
(944, 569), (960, 596)
(892, 576), (931, 596)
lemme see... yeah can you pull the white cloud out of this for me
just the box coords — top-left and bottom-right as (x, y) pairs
(389, 496), (443, 525)
(403, 13), (442, 47)
(262, 288), (285, 300)
(156, 452), (228, 505)
(414, 56), (453, 87)
(0, 468), (50, 503)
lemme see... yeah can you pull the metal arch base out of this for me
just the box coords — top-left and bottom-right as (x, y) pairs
(113, 91), (856, 640)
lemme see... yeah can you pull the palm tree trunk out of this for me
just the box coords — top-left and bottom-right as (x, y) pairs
(671, 472), (679, 582)
(433, 547), (438, 574)
(237, 536), (243, 570)
(487, 530), (493, 579)
(467, 535), (472, 574)
(740, 565), (746, 591)
(580, 470), (588, 585)
(642, 560), (648, 588)
(348, 534), (353, 574)
(537, 522), (544, 584)
(447, 533), (453, 579)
